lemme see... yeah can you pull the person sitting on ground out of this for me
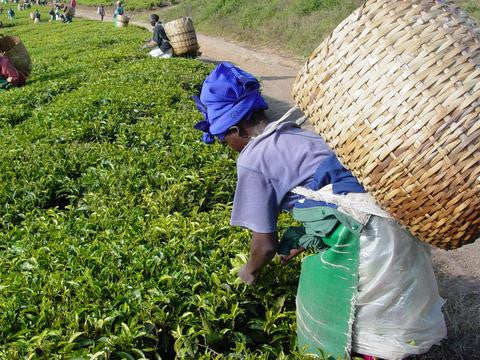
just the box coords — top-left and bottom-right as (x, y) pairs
(54, 6), (62, 21)
(0, 55), (27, 91)
(33, 8), (40, 22)
(145, 14), (172, 58)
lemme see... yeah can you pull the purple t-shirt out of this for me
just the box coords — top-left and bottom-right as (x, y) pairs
(230, 122), (333, 233)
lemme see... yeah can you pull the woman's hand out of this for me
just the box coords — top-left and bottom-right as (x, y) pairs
(238, 265), (258, 285)
(239, 232), (278, 285)
(281, 247), (305, 265)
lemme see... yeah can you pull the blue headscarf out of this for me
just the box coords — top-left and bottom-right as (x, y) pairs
(193, 62), (268, 144)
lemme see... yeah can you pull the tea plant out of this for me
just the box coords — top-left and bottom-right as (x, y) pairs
(0, 11), (303, 360)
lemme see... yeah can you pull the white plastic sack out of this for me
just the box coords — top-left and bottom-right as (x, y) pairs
(352, 216), (447, 359)
(148, 47), (173, 59)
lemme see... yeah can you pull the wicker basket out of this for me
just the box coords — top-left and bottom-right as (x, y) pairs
(0, 35), (32, 76)
(29, 12), (35, 20)
(292, 0), (480, 250)
(116, 15), (129, 27)
(164, 17), (199, 56)
(65, 6), (75, 17)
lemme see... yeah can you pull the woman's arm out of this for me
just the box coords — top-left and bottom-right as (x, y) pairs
(239, 231), (278, 285)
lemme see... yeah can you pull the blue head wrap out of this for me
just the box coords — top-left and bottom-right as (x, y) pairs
(193, 62), (268, 144)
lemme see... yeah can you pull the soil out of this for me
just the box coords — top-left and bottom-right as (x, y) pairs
(75, 5), (480, 358)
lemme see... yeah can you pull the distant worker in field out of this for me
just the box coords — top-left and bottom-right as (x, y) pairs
(0, 55), (27, 91)
(96, 4), (105, 21)
(48, 7), (55, 21)
(113, 1), (123, 17)
(7, 8), (14, 19)
(113, 1), (124, 26)
(193, 62), (447, 360)
(145, 13), (172, 58)
(33, 8), (40, 22)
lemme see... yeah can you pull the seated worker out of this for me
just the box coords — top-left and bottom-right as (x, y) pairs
(33, 8), (40, 22)
(193, 62), (447, 360)
(145, 14), (172, 58)
(0, 55), (27, 91)
(48, 7), (55, 21)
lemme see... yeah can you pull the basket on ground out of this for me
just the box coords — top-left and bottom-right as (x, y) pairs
(292, 0), (480, 250)
(164, 17), (199, 56)
(0, 35), (32, 76)
(65, 6), (75, 17)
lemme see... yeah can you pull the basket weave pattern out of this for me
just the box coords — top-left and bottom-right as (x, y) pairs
(164, 17), (199, 56)
(0, 35), (32, 76)
(292, 0), (480, 249)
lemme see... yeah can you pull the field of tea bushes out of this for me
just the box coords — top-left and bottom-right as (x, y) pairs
(0, 12), (304, 360)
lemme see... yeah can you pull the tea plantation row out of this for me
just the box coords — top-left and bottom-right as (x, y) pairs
(0, 12), (303, 360)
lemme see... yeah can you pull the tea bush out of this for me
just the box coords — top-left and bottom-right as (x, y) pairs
(0, 11), (303, 360)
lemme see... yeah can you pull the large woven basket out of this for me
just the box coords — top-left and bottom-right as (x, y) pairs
(0, 35), (32, 76)
(292, 0), (480, 250)
(65, 6), (75, 17)
(164, 17), (199, 56)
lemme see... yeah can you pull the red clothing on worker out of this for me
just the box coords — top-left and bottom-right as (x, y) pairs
(0, 56), (26, 86)
(70, 0), (77, 8)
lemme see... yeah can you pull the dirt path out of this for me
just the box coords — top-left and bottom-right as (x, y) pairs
(75, 6), (479, 357)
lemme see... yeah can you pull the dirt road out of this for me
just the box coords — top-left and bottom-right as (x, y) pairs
(76, 6), (480, 357)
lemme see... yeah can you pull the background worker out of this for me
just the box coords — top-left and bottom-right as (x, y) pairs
(113, 0), (124, 25)
(193, 62), (447, 360)
(33, 8), (40, 22)
(145, 14), (172, 58)
(48, 7), (55, 21)
(7, 7), (14, 19)
(96, 4), (105, 21)
(0, 55), (27, 91)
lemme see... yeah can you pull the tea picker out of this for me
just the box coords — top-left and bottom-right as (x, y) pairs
(193, 60), (447, 360)
(144, 14), (172, 58)
(192, 0), (480, 358)
(0, 55), (25, 90)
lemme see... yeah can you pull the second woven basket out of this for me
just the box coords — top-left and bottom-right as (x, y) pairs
(292, 0), (480, 250)
(0, 35), (32, 76)
(164, 17), (199, 56)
